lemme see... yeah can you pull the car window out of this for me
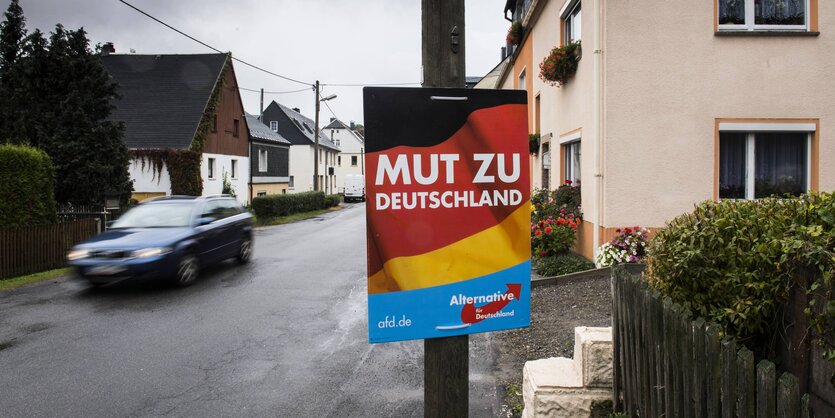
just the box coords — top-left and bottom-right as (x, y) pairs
(221, 199), (243, 216)
(111, 203), (195, 228)
(200, 201), (225, 220)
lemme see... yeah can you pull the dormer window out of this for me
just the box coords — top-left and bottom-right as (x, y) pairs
(270, 121), (278, 132)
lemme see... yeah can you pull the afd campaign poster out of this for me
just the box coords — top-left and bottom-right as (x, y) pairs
(363, 87), (531, 343)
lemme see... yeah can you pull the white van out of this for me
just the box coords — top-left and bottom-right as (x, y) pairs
(344, 174), (366, 202)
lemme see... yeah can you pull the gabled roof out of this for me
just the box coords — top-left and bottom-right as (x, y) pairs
(245, 113), (290, 145)
(323, 119), (349, 130)
(264, 101), (340, 151)
(102, 53), (228, 149)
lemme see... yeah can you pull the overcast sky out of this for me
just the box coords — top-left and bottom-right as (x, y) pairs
(17, 0), (509, 126)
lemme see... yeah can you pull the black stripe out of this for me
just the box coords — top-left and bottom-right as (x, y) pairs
(363, 87), (527, 153)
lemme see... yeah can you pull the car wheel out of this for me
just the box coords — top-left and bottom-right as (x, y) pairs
(175, 253), (200, 287)
(237, 236), (253, 264)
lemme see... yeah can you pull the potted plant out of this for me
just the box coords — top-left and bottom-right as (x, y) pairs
(506, 22), (523, 46)
(529, 133), (540, 155)
(539, 41), (581, 87)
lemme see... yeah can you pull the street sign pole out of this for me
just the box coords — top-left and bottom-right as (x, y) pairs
(421, 1), (467, 417)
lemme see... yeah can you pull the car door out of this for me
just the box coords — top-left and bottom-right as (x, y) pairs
(214, 199), (242, 258)
(195, 200), (227, 260)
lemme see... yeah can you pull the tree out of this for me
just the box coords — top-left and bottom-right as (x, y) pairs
(0, 2), (132, 206)
(0, 0), (24, 80)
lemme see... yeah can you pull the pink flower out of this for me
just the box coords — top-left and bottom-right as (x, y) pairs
(565, 179), (573, 184)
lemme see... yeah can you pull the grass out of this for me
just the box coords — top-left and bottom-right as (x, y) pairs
(504, 382), (524, 418)
(253, 206), (342, 227)
(0, 267), (70, 292)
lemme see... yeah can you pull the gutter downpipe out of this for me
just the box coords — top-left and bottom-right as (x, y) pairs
(592, 0), (604, 257)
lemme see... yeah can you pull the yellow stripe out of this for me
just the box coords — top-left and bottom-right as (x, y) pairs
(368, 203), (531, 293)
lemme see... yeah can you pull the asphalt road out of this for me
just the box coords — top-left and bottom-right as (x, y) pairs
(0, 203), (502, 417)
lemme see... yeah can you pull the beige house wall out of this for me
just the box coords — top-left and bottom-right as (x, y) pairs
(602, 0), (834, 228)
(251, 183), (288, 196)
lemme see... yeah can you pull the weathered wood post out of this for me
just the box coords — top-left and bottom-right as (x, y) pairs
(421, 1), (467, 417)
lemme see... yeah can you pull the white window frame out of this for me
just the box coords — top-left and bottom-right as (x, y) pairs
(231, 159), (238, 179)
(208, 158), (216, 179)
(258, 149), (268, 172)
(562, 140), (581, 184)
(717, 0), (809, 32)
(518, 68), (526, 91)
(270, 121), (278, 132)
(562, 0), (582, 43)
(718, 122), (813, 199)
(289, 175), (294, 189)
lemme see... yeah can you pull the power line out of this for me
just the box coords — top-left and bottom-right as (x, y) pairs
(116, 0), (312, 87)
(321, 82), (420, 87)
(239, 86), (311, 95)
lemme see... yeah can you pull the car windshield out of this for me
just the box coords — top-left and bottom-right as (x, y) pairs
(111, 203), (195, 228)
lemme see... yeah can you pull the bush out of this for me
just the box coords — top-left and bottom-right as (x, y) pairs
(595, 227), (649, 267)
(553, 180), (581, 215)
(532, 215), (579, 259)
(536, 253), (595, 277)
(0, 144), (57, 228)
(532, 181), (582, 223)
(251, 191), (327, 219)
(325, 194), (341, 207)
(646, 195), (835, 354)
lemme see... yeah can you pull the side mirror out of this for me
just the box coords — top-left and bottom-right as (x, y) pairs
(198, 216), (215, 226)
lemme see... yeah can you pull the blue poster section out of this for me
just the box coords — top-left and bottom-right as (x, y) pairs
(368, 261), (531, 343)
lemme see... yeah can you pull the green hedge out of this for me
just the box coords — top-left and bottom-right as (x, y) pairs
(0, 144), (57, 228)
(325, 194), (342, 207)
(646, 194), (835, 354)
(536, 253), (594, 277)
(251, 191), (329, 219)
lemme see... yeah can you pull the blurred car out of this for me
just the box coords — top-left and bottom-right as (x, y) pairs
(67, 195), (253, 287)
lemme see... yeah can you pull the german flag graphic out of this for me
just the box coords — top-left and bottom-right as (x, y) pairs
(364, 87), (530, 343)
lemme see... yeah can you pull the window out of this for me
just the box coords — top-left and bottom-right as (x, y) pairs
(718, 0), (808, 31)
(719, 127), (811, 199)
(258, 149), (268, 172)
(233, 119), (240, 137)
(518, 69), (526, 91)
(270, 121), (278, 132)
(351, 155), (358, 167)
(289, 176), (294, 188)
(208, 158), (215, 179)
(211, 114), (217, 133)
(231, 159), (238, 179)
(335, 139), (340, 147)
(338, 156), (342, 166)
(563, 141), (581, 184)
(257, 191), (267, 197)
(563, 1), (582, 43)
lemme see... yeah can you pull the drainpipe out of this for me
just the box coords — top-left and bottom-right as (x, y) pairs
(592, 0), (604, 256)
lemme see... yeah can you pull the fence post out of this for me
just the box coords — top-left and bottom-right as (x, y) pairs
(680, 308), (694, 418)
(663, 297), (675, 418)
(611, 270), (622, 412)
(693, 317), (707, 417)
(777, 373), (800, 418)
(722, 337), (738, 418)
(737, 347), (755, 418)
(757, 360), (776, 418)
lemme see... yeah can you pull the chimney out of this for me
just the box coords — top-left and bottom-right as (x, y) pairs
(101, 42), (115, 56)
(501, 46), (507, 60)
(350, 121), (355, 129)
(292, 107), (300, 113)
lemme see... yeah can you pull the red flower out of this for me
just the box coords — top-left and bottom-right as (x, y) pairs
(535, 229), (542, 236)
(625, 227), (632, 234)
(545, 226), (552, 234)
(616, 228), (622, 233)
(565, 179), (573, 184)
(540, 251), (547, 257)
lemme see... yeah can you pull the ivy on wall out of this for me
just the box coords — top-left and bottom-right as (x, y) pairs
(190, 54), (230, 154)
(129, 149), (202, 196)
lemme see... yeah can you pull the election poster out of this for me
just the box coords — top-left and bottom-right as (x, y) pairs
(363, 87), (530, 343)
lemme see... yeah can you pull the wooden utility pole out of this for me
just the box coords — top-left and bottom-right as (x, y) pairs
(259, 88), (264, 119)
(421, 1), (467, 417)
(313, 80), (320, 191)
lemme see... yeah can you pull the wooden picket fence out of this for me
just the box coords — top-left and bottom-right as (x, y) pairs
(612, 269), (814, 417)
(0, 218), (98, 279)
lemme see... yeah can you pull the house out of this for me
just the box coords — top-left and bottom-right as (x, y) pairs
(102, 52), (250, 204)
(496, 0), (833, 259)
(323, 118), (364, 193)
(260, 101), (341, 194)
(245, 113), (291, 197)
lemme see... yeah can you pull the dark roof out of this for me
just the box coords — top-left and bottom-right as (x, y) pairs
(245, 113), (290, 145)
(102, 53), (228, 149)
(323, 119), (349, 130)
(261, 101), (340, 151)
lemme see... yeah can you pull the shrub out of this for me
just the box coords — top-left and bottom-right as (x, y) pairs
(251, 191), (327, 219)
(532, 180), (582, 224)
(553, 180), (581, 215)
(646, 195), (835, 356)
(536, 253), (595, 277)
(532, 214), (580, 259)
(529, 133), (540, 155)
(325, 194), (341, 207)
(0, 144), (57, 228)
(595, 227), (649, 267)
(539, 41), (581, 87)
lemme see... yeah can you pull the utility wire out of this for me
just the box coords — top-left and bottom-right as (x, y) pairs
(321, 82), (420, 87)
(116, 0), (312, 87)
(239, 86), (312, 95)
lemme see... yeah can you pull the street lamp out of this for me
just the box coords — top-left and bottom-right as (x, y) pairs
(313, 80), (337, 192)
